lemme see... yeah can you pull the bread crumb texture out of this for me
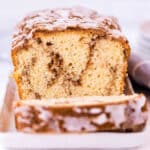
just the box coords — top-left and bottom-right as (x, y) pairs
(12, 30), (128, 99)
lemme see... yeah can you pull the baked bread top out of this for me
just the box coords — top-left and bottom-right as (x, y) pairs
(14, 94), (148, 133)
(12, 6), (129, 52)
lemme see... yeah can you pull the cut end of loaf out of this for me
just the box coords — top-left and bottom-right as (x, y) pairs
(12, 29), (129, 99)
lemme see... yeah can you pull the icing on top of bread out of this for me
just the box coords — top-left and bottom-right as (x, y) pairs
(14, 94), (147, 132)
(12, 6), (127, 51)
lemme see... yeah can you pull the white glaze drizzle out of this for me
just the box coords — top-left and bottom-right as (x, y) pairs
(93, 114), (107, 125)
(63, 117), (96, 132)
(105, 104), (126, 127)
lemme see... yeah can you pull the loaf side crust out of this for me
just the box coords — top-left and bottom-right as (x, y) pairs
(14, 94), (148, 133)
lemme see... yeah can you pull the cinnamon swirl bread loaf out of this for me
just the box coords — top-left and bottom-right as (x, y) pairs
(11, 6), (130, 99)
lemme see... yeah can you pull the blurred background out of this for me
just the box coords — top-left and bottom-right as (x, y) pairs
(0, 0), (150, 106)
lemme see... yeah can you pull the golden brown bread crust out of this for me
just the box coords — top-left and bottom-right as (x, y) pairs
(11, 6), (129, 51)
(14, 94), (148, 133)
(11, 6), (130, 62)
(11, 6), (130, 99)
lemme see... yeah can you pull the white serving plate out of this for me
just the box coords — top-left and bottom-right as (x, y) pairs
(0, 128), (149, 149)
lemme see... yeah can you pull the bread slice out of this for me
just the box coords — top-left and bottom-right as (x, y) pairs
(14, 94), (148, 133)
(11, 6), (130, 99)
